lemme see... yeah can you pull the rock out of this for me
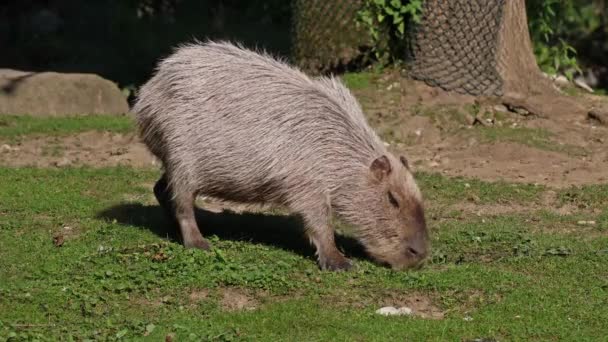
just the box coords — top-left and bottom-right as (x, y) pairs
(472, 116), (490, 126)
(375, 306), (413, 316)
(573, 78), (594, 93)
(552, 75), (570, 86)
(513, 107), (530, 116)
(0, 69), (129, 116)
(588, 106), (608, 126)
(53, 158), (71, 167)
(493, 104), (508, 113)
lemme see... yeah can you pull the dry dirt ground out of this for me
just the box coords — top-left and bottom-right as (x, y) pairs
(1, 71), (607, 189)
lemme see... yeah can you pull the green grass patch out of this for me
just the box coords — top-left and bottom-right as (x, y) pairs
(417, 172), (545, 205)
(413, 104), (471, 133)
(594, 88), (608, 96)
(558, 183), (608, 210)
(413, 104), (587, 156)
(476, 126), (587, 156)
(0, 115), (135, 139)
(1, 167), (607, 340)
(341, 72), (373, 90)
(558, 183), (608, 230)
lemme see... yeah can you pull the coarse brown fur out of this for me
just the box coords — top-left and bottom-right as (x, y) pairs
(133, 40), (430, 271)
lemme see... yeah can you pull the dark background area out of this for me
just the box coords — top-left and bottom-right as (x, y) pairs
(0, 0), (293, 88)
(1, 0), (607, 90)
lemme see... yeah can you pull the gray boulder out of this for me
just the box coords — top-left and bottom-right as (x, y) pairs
(0, 69), (129, 116)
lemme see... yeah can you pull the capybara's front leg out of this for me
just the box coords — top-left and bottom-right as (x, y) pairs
(299, 199), (352, 271)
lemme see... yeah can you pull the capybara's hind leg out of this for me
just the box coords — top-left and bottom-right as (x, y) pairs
(172, 192), (211, 250)
(154, 174), (175, 221)
(153, 174), (211, 250)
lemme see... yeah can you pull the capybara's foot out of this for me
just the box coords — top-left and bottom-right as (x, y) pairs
(183, 237), (212, 251)
(319, 254), (353, 272)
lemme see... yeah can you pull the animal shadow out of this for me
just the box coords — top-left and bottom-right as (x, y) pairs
(97, 203), (369, 264)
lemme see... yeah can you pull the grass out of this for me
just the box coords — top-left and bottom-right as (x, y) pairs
(417, 172), (545, 205)
(341, 71), (373, 90)
(558, 183), (608, 231)
(558, 183), (608, 210)
(1, 166), (607, 341)
(0, 115), (135, 139)
(476, 126), (587, 156)
(412, 103), (587, 156)
(412, 104), (472, 134)
(0, 96), (605, 339)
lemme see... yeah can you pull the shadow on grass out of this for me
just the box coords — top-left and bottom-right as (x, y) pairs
(97, 203), (369, 265)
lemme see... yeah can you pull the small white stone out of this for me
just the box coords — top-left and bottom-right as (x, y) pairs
(464, 316), (473, 321)
(375, 306), (413, 316)
(396, 307), (413, 315)
(577, 220), (596, 226)
(376, 306), (399, 316)
(54, 158), (71, 167)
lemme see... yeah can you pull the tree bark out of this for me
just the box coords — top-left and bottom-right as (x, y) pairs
(408, 0), (593, 122)
(496, 0), (586, 119)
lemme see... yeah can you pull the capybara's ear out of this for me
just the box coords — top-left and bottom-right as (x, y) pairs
(399, 155), (410, 170)
(370, 155), (392, 181)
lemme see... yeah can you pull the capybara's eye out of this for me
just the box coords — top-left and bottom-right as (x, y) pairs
(388, 192), (399, 208)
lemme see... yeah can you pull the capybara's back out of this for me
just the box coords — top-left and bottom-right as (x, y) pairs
(133, 41), (429, 271)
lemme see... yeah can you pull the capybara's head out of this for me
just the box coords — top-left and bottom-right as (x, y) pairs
(352, 154), (430, 270)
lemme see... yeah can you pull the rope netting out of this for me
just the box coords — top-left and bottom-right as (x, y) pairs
(291, 0), (368, 74)
(407, 0), (506, 96)
(292, 0), (507, 97)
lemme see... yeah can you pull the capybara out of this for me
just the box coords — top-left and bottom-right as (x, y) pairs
(133, 41), (429, 271)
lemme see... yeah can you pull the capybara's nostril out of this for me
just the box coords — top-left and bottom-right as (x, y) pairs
(407, 246), (420, 256)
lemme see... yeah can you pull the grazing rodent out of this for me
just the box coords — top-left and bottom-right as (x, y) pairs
(133, 41), (430, 271)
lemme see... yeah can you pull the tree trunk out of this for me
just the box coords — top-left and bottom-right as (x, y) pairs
(408, 0), (592, 121)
